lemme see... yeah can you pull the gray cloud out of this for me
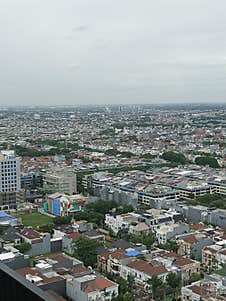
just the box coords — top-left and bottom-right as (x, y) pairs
(0, 0), (226, 105)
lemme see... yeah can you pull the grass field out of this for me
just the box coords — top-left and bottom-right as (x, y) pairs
(15, 212), (53, 228)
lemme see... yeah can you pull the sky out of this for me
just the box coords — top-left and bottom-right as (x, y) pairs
(0, 0), (226, 106)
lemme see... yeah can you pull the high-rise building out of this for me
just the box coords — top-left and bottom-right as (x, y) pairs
(43, 170), (77, 195)
(0, 150), (21, 210)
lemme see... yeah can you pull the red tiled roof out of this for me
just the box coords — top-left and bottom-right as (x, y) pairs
(183, 235), (198, 244)
(162, 252), (179, 258)
(190, 284), (208, 296)
(46, 253), (70, 263)
(16, 267), (63, 284)
(69, 266), (90, 276)
(20, 228), (41, 240)
(219, 249), (226, 256)
(66, 232), (81, 240)
(101, 249), (126, 260)
(174, 257), (194, 267)
(128, 260), (167, 276)
(162, 252), (195, 266)
(83, 277), (117, 293)
(190, 224), (208, 231)
(203, 247), (218, 254)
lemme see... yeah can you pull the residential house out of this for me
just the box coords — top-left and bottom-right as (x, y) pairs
(181, 279), (226, 301)
(177, 233), (213, 260)
(66, 274), (119, 301)
(18, 228), (51, 256)
(128, 222), (150, 236)
(121, 259), (168, 285)
(63, 232), (81, 255)
(202, 244), (226, 273)
(155, 223), (189, 245)
(16, 264), (66, 297)
(161, 252), (200, 285)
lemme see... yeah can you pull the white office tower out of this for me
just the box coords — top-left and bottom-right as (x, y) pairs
(0, 150), (21, 210)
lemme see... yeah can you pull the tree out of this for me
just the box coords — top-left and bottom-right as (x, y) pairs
(38, 223), (54, 234)
(195, 156), (219, 168)
(115, 204), (134, 215)
(189, 273), (202, 284)
(160, 240), (178, 252)
(74, 211), (104, 227)
(73, 236), (101, 267)
(53, 216), (72, 225)
(16, 242), (31, 253)
(87, 200), (118, 216)
(122, 292), (135, 301)
(142, 233), (155, 249)
(141, 153), (157, 160)
(148, 276), (163, 298)
(166, 272), (180, 290)
(162, 151), (187, 165)
(112, 292), (134, 301)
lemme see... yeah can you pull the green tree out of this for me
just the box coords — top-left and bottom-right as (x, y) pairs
(160, 240), (178, 252)
(115, 204), (134, 215)
(141, 153), (157, 160)
(162, 151), (187, 165)
(142, 233), (155, 249)
(38, 223), (54, 234)
(112, 292), (134, 301)
(73, 236), (101, 267)
(16, 242), (31, 253)
(166, 272), (180, 289)
(74, 211), (104, 227)
(148, 276), (163, 298)
(87, 200), (118, 216)
(53, 216), (72, 225)
(189, 273), (202, 284)
(195, 156), (219, 168)
(122, 292), (135, 301)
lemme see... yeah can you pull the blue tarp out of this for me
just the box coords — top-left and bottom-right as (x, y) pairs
(125, 250), (143, 257)
(0, 212), (12, 218)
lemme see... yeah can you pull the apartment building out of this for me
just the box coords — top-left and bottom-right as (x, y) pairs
(0, 150), (21, 210)
(43, 171), (77, 195)
(202, 245), (226, 273)
(155, 223), (189, 245)
(105, 212), (140, 235)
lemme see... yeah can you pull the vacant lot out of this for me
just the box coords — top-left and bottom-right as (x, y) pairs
(15, 212), (53, 228)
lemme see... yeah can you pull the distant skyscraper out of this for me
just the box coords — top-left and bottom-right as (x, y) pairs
(0, 150), (21, 210)
(34, 113), (40, 136)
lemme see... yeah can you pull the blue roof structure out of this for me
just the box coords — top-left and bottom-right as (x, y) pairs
(125, 250), (143, 257)
(0, 212), (12, 218)
(0, 212), (18, 226)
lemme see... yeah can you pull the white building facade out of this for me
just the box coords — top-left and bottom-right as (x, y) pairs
(0, 150), (21, 210)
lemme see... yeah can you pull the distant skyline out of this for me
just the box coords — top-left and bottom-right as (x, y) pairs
(1, 0), (226, 106)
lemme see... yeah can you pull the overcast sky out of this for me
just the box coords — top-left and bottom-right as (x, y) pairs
(0, 0), (226, 106)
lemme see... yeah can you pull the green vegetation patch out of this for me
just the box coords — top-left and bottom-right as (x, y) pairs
(215, 266), (226, 276)
(14, 212), (53, 229)
(187, 194), (226, 209)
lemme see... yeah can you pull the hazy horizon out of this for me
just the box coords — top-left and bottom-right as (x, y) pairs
(1, 0), (226, 106)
